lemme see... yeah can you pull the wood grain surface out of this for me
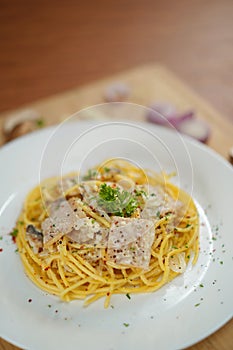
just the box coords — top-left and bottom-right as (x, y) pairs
(0, 1), (232, 349)
(0, 64), (232, 157)
(0, 0), (233, 122)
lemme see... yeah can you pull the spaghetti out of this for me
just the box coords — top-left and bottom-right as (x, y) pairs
(15, 159), (199, 307)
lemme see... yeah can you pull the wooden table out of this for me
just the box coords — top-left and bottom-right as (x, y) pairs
(0, 0), (233, 122)
(0, 1), (232, 350)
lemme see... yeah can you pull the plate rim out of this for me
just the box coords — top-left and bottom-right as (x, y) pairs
(0, 120), (233, 350)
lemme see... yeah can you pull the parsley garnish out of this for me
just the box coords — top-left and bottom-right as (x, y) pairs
(123, 323), (129, 327)
(10, 228), (18, 237)
(36, 119), (45, 128)
(97, 183), (138, 217)
(126, 293), (131, 299)
(99, 183), (118, 202)
(134, 189), (147, 197)
(82, 169), (98, 181)
(103, 167), (110, 173)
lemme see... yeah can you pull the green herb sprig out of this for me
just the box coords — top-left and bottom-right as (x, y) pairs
(97, 183), (138, 217)
(82, 169), (98, 181)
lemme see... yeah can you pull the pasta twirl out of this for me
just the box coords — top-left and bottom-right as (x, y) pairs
(15, 159), (199, 307)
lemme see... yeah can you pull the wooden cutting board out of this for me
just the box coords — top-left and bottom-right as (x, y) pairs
(0, 64), (232, 160)
(0, 64), (232, 350)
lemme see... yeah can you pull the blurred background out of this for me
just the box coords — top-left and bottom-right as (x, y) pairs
(0, 0), (232, 120)
(0, 1), (233, 350)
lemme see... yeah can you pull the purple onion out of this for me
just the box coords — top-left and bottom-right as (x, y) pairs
(146, 102), (211, 143)
(146, 102), (194, 128)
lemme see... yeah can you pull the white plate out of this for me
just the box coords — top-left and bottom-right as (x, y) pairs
(0, 120), (233, 350)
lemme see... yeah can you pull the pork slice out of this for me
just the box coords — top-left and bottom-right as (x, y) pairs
(67, 218), (109, 246)
(68, 197), (86, 218)
(42, 197), (109, 246)
(107, 217), (155, 269)
(41, 175), (79, 204)
(67, 197), (109, 246)
(42, 199), (77, 244)
(140, 185), (185, 225)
